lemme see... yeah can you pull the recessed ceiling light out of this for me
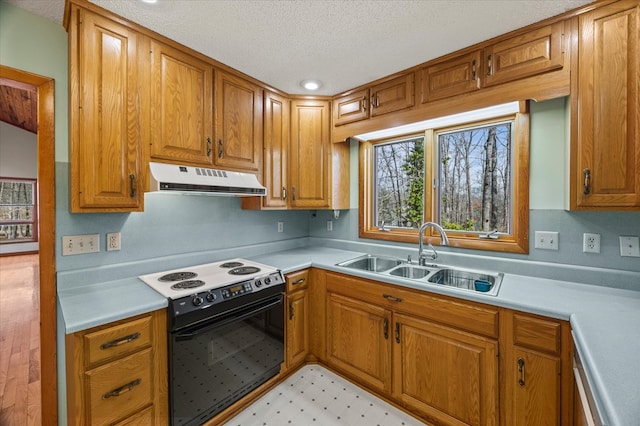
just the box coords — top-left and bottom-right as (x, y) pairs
(140, 0), (158, 3)
(300, 80), (322, 91)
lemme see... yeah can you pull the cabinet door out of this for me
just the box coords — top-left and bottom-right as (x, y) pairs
(420, 50), (481, 103)
(326, 293), (391, 393)
(572, 1), (640, 208)
(507, 348), (561, 426)
(392, 313), (498, 426)
(70, 8), (144, 211)
(290, 99), (331, 208)
(215, 71), (263, 172)
(484, 21), (565, 87)
(150, 40), (214, 166)
(286, 290), (309, 369)
(262, 90), (289, 208)
(333, 88), (369, 125)
(370, 73), (414, 117)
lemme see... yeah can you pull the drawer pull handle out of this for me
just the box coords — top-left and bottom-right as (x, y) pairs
(362, 96), (368, 112)
(487, 54), (493, 76)
(471, 59), (477, 80)
(395, 322), (401, 343)
(102, 378), (142, 399)
(517, 357), (526, 387)
(282, 186), (287, 201)
(129, 174), (136, 198)
(383, 317), (389, 339)
(289, 301), (294, 320)
(383, 294), (403, 303)
(100, 332), (141, 350)
(218, 139), (224, 158)
(206, 137), (212, 157)
(292, 278), (306, 285)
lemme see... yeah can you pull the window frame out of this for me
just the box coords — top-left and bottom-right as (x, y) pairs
(359, 109), (530, 254)
(0, 177), (39, 245)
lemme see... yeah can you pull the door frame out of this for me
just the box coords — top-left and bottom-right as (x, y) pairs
(0, 65), (57, 424)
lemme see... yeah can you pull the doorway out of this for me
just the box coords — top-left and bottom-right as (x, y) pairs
(0, 65), (56, 425)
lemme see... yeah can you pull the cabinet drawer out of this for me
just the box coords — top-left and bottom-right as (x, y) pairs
(113, 406), (154, 426)
(84, 316), (152, 367)
(86, 348), (153, 425)
(286, 269), (309, 292)
(326, 272), (498, 338)
(513, 313), (561, 354)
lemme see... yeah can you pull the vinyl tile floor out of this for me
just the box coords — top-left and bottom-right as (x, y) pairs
(224, 365), (427, 425)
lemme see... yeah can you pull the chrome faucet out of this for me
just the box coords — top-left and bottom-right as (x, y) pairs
(418, 222), (449, 265)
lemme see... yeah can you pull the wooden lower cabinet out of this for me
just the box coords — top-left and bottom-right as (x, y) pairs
(326, 293), (392, 393)
(65, 310), (168, 425)
(285, 269), (310, 371)
(392, 313), (498, 426)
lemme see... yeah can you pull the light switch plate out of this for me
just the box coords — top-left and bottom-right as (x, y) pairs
(619, 236), (640, 257)
(534, 231), (559, 250)
(62, 234), (100, 256)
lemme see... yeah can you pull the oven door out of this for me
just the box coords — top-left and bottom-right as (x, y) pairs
(169, 294), (284, 426)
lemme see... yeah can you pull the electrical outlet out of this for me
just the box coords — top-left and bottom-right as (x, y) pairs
(107, 232), (121, 251)
(277, 222), (284, 233)
(62, 234), (100, 256)
(583, 233), (601, 253)
(534, 231), (559, 250)
(327, 220), (333, 231)
(619, 236), (640, 257)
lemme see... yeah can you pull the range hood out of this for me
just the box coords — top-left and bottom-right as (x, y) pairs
(149, 162), (266, 196)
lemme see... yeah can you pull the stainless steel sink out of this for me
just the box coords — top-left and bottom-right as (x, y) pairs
(337, 254), (403, 272)
(388, 265), (431, 279)
(336, 254), (503, 296)
(428, 268), (503, 295)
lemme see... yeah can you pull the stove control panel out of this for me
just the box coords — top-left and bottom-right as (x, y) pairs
(221, 282), (253, 299)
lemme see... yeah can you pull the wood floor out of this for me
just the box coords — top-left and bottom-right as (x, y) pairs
(0, 254), (41, 425)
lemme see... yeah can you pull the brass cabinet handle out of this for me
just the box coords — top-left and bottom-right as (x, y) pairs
(292, 187), (296, 201)
(206, 137), (212, 157)
(383, 294), (403, 303)
(102, 378), (142, 399)
(395, 322), (400, 343)
(487, 54), (493, 76)
(129, 174), (136, 198)
(218, 139), (224, 158)
(471, 59), (477, 80)
(100, 332), (141, 350)
(583, 168), (591, 195)
(282, 187), (287, 201)
(292, 278), (306, 285)
(517, 357), (525, 387)
(383, 317), (389, 340)
(362, 96), (367, 112)
(289, 301), (294, 320)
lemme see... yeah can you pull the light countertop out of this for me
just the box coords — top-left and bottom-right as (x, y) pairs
(57, 245), (640, 426)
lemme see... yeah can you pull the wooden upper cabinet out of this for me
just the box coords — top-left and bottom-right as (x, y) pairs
(370, 73), (415, 117)
(333, 88), (369, 126)
(69, 6), (144, 212)
(214, 71), (263, 172)
(484, 21), (565, 87)
(571, 0), (640, 209)
(149, 40), (214, 166)
(259, 90), (289, 208)
(290, 99), (331, 208)
(420, 50), (482, 103)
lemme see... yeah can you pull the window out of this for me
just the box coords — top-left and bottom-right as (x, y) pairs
(360, 108), (529, 253)
(0, 178), (38, 244)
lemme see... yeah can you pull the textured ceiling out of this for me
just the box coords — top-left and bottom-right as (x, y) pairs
(6, 0), (592, 95)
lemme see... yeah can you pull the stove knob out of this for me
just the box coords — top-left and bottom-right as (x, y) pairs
(264, 277), (271, 285)
(206, 292), (216, 302)
(254, 279), (262, 287)
(192, 296), (204, 306)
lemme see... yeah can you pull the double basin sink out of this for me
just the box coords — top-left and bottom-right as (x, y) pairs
(336, 254), (503, 296)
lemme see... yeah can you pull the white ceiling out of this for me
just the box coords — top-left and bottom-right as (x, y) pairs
(7, 0), (592, 95)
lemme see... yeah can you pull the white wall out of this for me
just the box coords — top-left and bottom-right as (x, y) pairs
(0, 121), (39, 253)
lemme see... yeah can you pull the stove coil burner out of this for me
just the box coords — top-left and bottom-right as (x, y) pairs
(158, 271), (198, 282)
(220, 261), (244, 269)
(170, 280), (206, 290)
(229, 266), (261, 275)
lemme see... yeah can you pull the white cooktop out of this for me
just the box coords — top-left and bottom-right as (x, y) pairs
(138, 258), (279, 300)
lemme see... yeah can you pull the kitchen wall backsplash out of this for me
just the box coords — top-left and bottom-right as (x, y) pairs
(55, 163), (310, 272)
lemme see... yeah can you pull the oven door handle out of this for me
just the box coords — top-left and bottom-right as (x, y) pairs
(175, 295), (283, 340)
